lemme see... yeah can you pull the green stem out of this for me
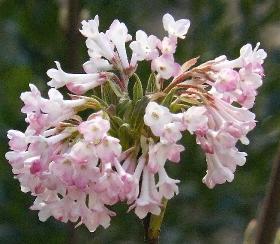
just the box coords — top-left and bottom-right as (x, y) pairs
(146, 198), (168, 244)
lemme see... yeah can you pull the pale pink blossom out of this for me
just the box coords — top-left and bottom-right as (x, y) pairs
(41, 88), (85, 124)
(156, 167), (180, 199)
(67, 141), (98, 165)
(7, 130), (28, 152)
(238, 42), (267, 67)
(214, 43), (267, 70)
(160, 122), (182, 144)
(78, 116), (110, 143)
(181, 106), (208, 135)
(94, 164), (123, 205)
(148, 142), (184, 173)
(5, 12), (266, 233)
(202, 147), (247, 189)
(151, 54), (181, 79)
(158, 36), (177, 54)
(122, 154), (137, 174)
(85, 192), (115, 229)
(96, 136), (122, 163)
(193, 97), (255, 188)
(211, 43), (266, 108)
(214, 68), (240, 92)
(81, 16), (115, 61)
(131, 166), (161, 219)
(20, 84), (42, 114)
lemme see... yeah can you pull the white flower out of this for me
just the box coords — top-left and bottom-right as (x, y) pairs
(106, 20), (132, 69)
(144, 102), (172, 136)
(239, 42), (267, 66)
(162, 13), (190, 39)
(81, 16), (115, 61)
(86, 33), (115, 61)
(83, 58), (113, 73)
(129, 30), (159, 65)
(47, 61), (107, 94)
(80, 16), (100, 38)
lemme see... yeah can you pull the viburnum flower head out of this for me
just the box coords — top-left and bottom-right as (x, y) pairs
(5, 12), (266, 236)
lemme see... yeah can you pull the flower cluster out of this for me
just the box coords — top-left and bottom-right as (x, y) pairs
(6, 13), (266, 232)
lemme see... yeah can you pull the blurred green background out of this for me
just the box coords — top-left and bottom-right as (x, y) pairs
(0, 0), (279, 243)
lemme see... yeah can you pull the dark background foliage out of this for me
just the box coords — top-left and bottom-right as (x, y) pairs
(0, 0), (279, 243)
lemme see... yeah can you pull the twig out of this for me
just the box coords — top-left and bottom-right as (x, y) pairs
(255, 143), (280, 244)
(65, 0), (82, 72)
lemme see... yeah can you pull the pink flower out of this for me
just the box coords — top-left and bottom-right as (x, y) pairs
(7, 130), (28, 152)
(67, 141), (98, 164)
(192, 97), (255, 188)
(148, 142), (184, 173)
(239, 42), (267, 67)
(20, 84), (42, 114)
(113, 159), (137, 203)
(202, 148), (247, 189)
(181, 106), (208, 135)
(160, 122), (182, 144)
(151, 54), (181, 79)
(5, 12), (266, 233)
(78, 115), (110, 143)
(202, 153), (235, 189)
(81, 16), (115, 61)
(96, 136), (122, 163)
(84, 192), (116, 230)
(156, 167), (180, 199)
(166, 143), (185, 162)
(214, 68), (240, 92)
(41, 88), (85, 124)
(211, 43), (266, 108)
(236, 87), (257, 109)
(130, 167), (161, 219)
(20, 85), (83, 135)
(158, 36), (177, 54)
(94, 164), (123, 205)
